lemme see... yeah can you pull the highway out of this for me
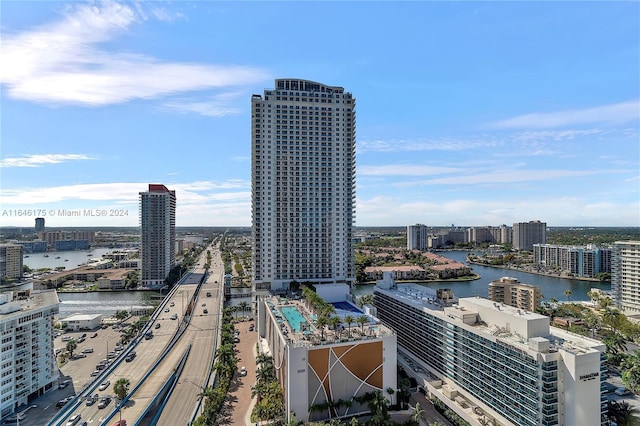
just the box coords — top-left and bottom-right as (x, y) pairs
(50, 241), (224, 426)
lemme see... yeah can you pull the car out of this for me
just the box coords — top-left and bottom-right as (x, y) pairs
(58, 380), (71, 389)
(61, 336), (72, 342)
(249, 324), (255, 332)
(81, 333), (87, 338)
(202, 303), (206, 307)
(206, 292), (211, 297)
(240, 366), (247, 376)
(203, 309), (208, 314)
(85, 394), (98, 406)
(56, 398), (71, 408)
(171, 314), (178, 320)
(91, 332), (98, 338)
(90, 370), (100, 377)
(101, 324), (108, 329)
(164, 308), (170, 313)
(234, 337), (240, 343)
(77, 337), (85, 343)
(615, 387), (631, 396)
(112, 420), (127, 426)
(97, 397), (111, 409)
(82, 348), (94, 353)
(125, 352), (136, 362)
(170, 302), (175, 307)
(65, 414), (81, 426)
(155, 323), (161, 329)
(107, 352), (117, 359)
(98, 380), (110, 391)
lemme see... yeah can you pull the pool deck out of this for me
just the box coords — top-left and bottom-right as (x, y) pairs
(266, 296), (393, 346)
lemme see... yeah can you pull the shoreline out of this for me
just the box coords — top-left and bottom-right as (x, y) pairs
(465, 259), (609, 284)
(356, 274), (481, 286)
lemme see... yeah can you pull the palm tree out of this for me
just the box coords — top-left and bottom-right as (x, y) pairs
(412, 402), (425, 423)
(239, 301), (249, 317)
(65, 339), (77, 357)
(315, 315), (328, 341)
(366, 390), (390, 425)
(328, 316), (341, 338)
(344, 314), (355, 337)
(356, 315), (368, 334)
(113, 378), (130, 401)
(564, 289), (572, 301)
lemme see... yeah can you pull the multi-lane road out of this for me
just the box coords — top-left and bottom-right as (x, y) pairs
(49, 243), (224, 426)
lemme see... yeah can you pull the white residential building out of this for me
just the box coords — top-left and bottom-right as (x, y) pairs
(139, 184), (176, 288)
(374, 281), (606, 426)
(612, 241), (640, 313)
(0, 289), (59, 417)
(407, 224), (429, 251)
(251, 79), (356, 291)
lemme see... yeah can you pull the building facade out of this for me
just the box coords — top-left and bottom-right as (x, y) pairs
(407, 224), (429, 251)
(513, 221), (547, 251)
(139, 184), (176, 288)
(0, 289), (59, 418)
(533, 244), (612, 278)
(0, 244), (23, 281)
(251, 79), (356, 291)
(488, 277), (542, 312)
(257, 293), (396, 423)
(612, 241), (640, 313)
(34, 218), (45, 233)
(374, 283), (606, 426)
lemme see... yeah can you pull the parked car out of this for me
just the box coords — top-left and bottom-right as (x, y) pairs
(249, 324), (255, 332)
(82, 348), (94, 353)
(615, 387), (631, 396)
(65, 414), (81, 426)
(240, 366), (247, 376)
(91, 332), (98, 338)
(58, 380), (71, 389)
(203, 309), (208, 314)
(90, 370), (100, 377)
(112, 420), (127, 426)
(98, 380), (110, 391)
(155, 323), (161, 329)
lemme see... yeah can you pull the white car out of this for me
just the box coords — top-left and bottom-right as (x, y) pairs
(240, 366), (247, 376)
(98, 380), (110, 391)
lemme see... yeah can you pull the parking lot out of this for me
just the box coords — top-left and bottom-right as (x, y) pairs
(12, 323), (135, 426)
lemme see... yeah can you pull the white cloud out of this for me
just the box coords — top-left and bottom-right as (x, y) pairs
(0, 153), (96, 168)
(0, 1), (269, 106)
(491, 100), (640, 129)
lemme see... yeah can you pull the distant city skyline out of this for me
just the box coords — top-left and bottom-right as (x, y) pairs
(1, 1), (638, 227)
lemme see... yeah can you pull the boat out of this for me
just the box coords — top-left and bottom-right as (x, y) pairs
(24, 255), (30, 258)
(87, 253), (93, 256)
(55, 256), (61, 259)
(65, 259), (69, 262)
(44, 254), (49, 257)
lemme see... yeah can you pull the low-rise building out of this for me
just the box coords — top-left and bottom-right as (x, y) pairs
(60, 313), (103, 331)
(488, 277), (542, 312)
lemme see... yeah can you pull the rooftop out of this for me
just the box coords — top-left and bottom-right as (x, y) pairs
(0, 289), (59, 318)
(263, 294), (393, 348)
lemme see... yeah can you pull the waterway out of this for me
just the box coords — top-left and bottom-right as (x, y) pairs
(24, 248), (116, 270)
(54, 250), (611, 316)
(352, 250), (611, 302)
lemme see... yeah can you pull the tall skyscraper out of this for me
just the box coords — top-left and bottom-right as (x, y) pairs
(612, 241), (640, 313)
(251, 79), (356, 292)
(34, 217), (45, 233)
(139, 184), (176, 288)
(513, 220), (546, 251)
(407, 224), (428, 251)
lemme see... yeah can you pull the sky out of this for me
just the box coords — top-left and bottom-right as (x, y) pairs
(1, 1), (639, 228)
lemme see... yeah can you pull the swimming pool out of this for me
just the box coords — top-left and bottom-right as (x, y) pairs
(280, 305), (309, 332)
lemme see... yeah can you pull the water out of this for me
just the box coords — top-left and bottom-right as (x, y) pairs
(24, 248), (116, 270)
(280, 305), (307, 332)
(352, 250), (611, 302)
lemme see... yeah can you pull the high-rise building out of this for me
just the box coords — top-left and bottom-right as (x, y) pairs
(407, 224), (428, 251)
(488, 276), (542, 311)
(139, 184), (176, 288)
(0, 244), (23, 281)
(513, 220), (546, 251)
(34, 217), (45, 233)
(533, 244), (612, 278)
(374, 282), (606, 426)
(0, 289), (59, 417)
(251, 79), (356, 292)
(612, 241), (640, 313)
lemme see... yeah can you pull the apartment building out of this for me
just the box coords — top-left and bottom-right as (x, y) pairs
(251, 79), (356, 292)
(513, 221), (547, 251)
(37, 231), (95, 247)
(139, 184), (176, 288)
(374, 281), (606, 426)
(533, 244), (612, 278)
(407, 224), (429, 251)
(0, 244), (23, 281)
(612, 241), (640, 313)
(467, 225), (512, 245)
(0, 289), (59, 418)
(488, 277), (542, 312)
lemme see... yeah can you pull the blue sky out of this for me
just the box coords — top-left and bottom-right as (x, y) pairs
(1, 1), (638, 228)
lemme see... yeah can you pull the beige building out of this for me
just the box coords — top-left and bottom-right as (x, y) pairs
(612, 241), (640, 313)
(488, 277), (542, 312)
(0, 244), (23, 281)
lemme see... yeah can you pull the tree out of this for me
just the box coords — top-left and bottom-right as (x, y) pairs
(344, 314), (355, 337)
(113, 378), (130, 401)
(366, 390), (390, 426)
(328, 316), (341, 338)
(356, 315), (368, 334)
(239, 301), (250, 317)
(315, 315), (328, 341)
(564, 289), (572, 301)
(65, 339), (77, 357)
(115, 310), (129, 321)
(412, 402), (425, 423)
